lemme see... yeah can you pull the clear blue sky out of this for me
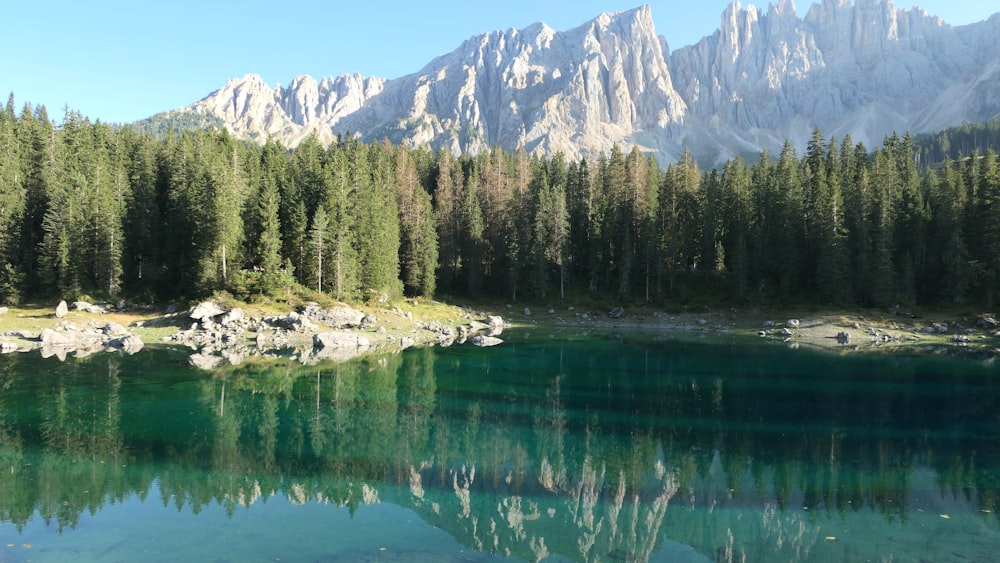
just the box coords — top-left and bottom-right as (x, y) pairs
(1, 1), (994, 124)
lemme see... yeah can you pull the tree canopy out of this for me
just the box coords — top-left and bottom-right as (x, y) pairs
(1, 97), (999, 311)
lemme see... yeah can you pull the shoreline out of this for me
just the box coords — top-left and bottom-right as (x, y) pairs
(0, 300), (997, 365)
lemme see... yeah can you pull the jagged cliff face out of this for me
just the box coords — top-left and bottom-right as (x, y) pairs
(167, 1), (1000, 164)
(334, 6), (688, 161)
(191, 72), (386, 146)
(669, 0), (1000, 158)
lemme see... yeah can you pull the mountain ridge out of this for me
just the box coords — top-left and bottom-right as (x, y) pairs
(138, 1), (1000, 165)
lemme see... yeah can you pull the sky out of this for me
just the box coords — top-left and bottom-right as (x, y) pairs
(2, 1), (996, 124)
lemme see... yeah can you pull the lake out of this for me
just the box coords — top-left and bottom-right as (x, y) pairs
(0, 331), (998, 562)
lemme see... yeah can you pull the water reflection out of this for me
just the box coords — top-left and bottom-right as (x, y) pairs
(0, 336), (998, 561)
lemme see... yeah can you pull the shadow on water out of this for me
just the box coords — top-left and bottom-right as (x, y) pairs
(0, 333), (998, 561)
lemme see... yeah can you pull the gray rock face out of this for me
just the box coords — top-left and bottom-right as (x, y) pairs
(190, 301), (226, 321)
(181, 72), (386, 148)
(40, 327), (77, 346)
(102, 322), (130, 336)
(303, 305), (366, 329)
(167, 2), (1000, 167)
(110, 334), (144, 353)
(219, 308), (245, 327)
(73, 301), (108, 314)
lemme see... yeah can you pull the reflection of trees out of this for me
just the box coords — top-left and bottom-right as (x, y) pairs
(0, 340), (999, 560)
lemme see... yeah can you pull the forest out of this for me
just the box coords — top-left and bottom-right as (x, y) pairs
(1, 94), (999, 310)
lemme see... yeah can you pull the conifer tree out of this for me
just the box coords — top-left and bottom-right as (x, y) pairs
(433, 149), (463, 293)
(719, 157), (753, 302)
(356, 141), (401, 300)
(396, 146), (437, 297)
(307, 204), (328, 293)
(324, 144), (359, 301)
(0, 95), (23, 301)
(255, 140), (289, 297)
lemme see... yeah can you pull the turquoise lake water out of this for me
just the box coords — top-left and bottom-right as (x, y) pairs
(0, 332), (998, 562)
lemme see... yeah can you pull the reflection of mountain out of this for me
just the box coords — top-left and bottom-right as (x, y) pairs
(0, 340), (999, 559)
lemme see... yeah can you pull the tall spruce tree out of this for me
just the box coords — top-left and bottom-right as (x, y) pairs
(396, 146), (437, 298)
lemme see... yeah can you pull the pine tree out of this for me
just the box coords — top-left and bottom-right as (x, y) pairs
(975, 150), (1000, 306)
(396, 146), (437, 297)
(307, 205), (329, 293)
(324, 144), (359, 301)
(255, 140), (289, 297)
(433, 149), (463, 294)
(659, 148), (700, 296)
(0, 94), (24, 302)
(356, 141), (401, 300)
(719, 157), (753, 302)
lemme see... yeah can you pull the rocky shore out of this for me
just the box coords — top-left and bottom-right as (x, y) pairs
(0, 299), (509, 368)
(1, 299), (998, 365)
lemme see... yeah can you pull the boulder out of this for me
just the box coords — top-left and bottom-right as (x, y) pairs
(55, 300), (69, 318)
(5, 330), (34, 340)
(73, 301), (108, 314)
(608, 307), (625, 319)
(486, 315), (505, 329)
(219, 308), (245, 327)
(302, 305), (365, 329)
(786, 319), (800, 329)
(110, 334), (144, 354)
(190, 301), (226, 320)
(470, 335), (504, 347)
(40, 328), (76, 346)
(277, 311), (314, 331)
(101, 322), (130, 336)
(0, 307), (8, 315)
(523, 307), (532, 316)
(836, 331), (851, 344)
(0, 342), (18, 354)
(977, 317), (999, 329)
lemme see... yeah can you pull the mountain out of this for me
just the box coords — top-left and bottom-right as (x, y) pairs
(143, 0), (1000, 165)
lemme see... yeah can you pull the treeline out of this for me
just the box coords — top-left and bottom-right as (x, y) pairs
(1, 95), (999, 309)
(916, 118), (1000, 167)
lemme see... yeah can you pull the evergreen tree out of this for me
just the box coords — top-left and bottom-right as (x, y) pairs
(433, 149), (463, 294)
(255, 140), (289, 297)
(0, 95), (24, 301)
(324, 144), (359, 301)
(975, 150), (1000, 306)
(122, 131), (163, 298)
(356, 141), (401, 300)
(925, 161), (971, 303)
(461, 162), (485, 295)
(396, 146), (437, 297)
(659, 148), (700, 296)
(307, 204), (329, 293)
(719, 157), (753, 302)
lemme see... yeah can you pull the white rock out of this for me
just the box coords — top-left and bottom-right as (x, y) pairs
(190, 301), (226, 320)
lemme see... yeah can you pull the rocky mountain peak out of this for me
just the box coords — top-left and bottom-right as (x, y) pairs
(155, 1), (1000, 166)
